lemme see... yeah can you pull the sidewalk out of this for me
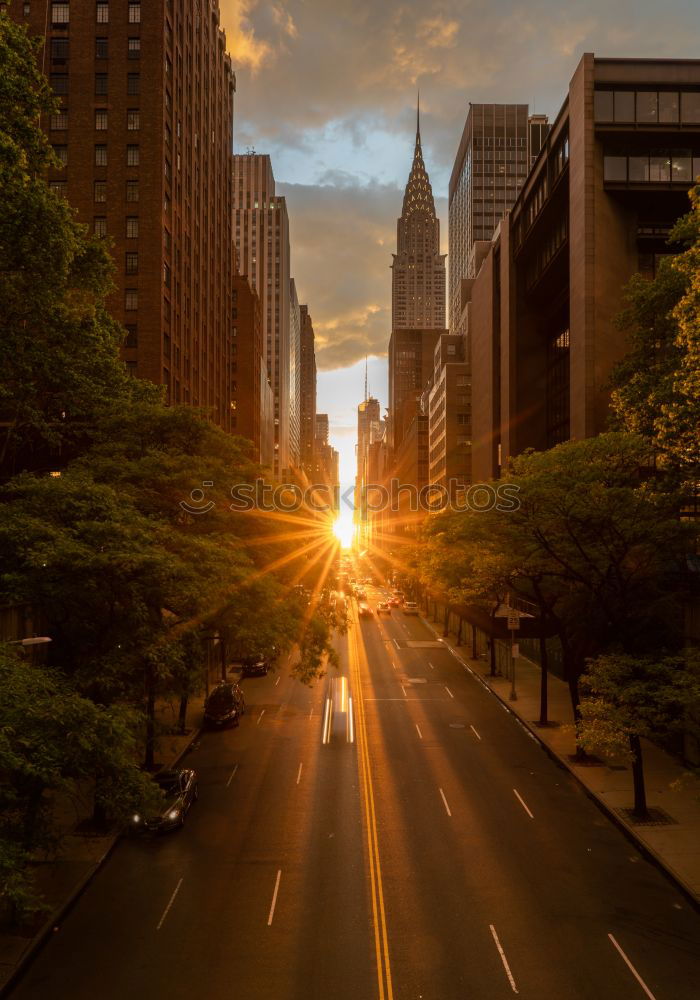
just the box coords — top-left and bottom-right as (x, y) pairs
(421, 613), (700, 907)
(0, 691), (206, 996)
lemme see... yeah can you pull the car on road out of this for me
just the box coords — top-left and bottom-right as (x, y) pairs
(131, 768), (198, 833)
(239, 656), (269, 678)
(358, 602), (373, 617)
(403, 601), (419, 615)
(377, 601), (391, 614)
(388, 596), (402, 608)
(355, 588), (367, 601)
(203, 681), (245, 728)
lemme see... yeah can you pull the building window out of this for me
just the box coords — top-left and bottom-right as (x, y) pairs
(659, 92), (680, 123)
(50, 73), (68, 95)
(96, 2), (109, 24)
(23, 2), (30, 17)
(95, 73), (108, 96)
(127, 109), (140, 131)
(125, 361), (137, 377)
(94, 143), (107, 166)
(95, 109), (108, 130)
(126, 144), (139, 166)
(51, 2), (69, 25)
(93, 217), (107, 237)
(128, 37), (140, 58)
(124, 324), (138, 348)
(125, 288), (138, 310)
(126, 180), (139, 202)
(94, 181), (107, 202)
(52, 144), (68, 166)
(163, 262), (171, 287)
(126, 216), (139, 238)
(49, 180), (67, 198)
(50, 109), (68, 130)
(127, 73), (140, 96)
(681, 91), (700, 124)
(636, 91), (658, 123)
(125, 252), (139, 275)
(128, 1), (141, 23)
(50, 37), (69, 61)
(603, 155), (627, 182)
(95, 37), (108, 59)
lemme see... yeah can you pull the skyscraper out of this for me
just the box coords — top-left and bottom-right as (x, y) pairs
(391, 100), (446, 331)
(233, 154), (291, 477)
(13, 0), (237, 427)
(288, 278), (301, 471)
(448, 104), (549, 333)
(299, 305), (317, 475)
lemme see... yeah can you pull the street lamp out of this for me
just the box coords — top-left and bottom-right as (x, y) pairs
(8, 636), (52, 647)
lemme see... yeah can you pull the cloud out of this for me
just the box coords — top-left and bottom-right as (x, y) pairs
(418, 15), (460, 49)
(272, 3), (298, 39)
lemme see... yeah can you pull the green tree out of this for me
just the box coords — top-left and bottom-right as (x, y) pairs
(0, 13), (156, 479)
(578, 652), (700, 818)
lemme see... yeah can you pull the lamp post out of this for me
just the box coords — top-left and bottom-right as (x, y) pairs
(507, 609), (520, 701)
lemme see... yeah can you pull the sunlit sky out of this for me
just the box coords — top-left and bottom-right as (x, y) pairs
(219, 0), (700, 484)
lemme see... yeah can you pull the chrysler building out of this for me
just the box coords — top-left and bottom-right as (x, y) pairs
(391, 100), (446, 330)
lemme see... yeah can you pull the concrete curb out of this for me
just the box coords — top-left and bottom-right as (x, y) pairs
(419, 614), (700, 915)
(0, 724), (203, 998)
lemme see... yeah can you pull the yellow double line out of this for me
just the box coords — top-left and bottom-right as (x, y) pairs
(349, 611), (394, 1000)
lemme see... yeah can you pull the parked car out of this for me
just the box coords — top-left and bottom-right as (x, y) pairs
(131, 768), (198, 833)
(358, 602), (373, 618)
(388, 596), (402, 608)
(240, 656), (269, 678)
(377, 601), (391, 614)
(403, 601), (419, 615)
(203, 681), (245, 728)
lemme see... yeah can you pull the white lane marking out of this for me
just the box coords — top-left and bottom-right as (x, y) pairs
(321, 697), (332, 744)
(156, 878), (183, 931)
(275, 676), (280, 687)
(393, 639), (400, 650)
(490, 924), (519, 993)
(513, 788), (534, 819)
(439, 787), (452, 817)
(347, 697), (355, 743)
(608, 934), (658, 1000)
(257, 709), (265, 725)
(296, 762), (303, 785)
(308, 705), (313, 718)
(400, 684), (407, 698)
(445, 686), (454, 699)
(226, 763), (239, 787)
(470, 725), (482, 742)
(428, 661), (434, 670)
(267, 870), (282, 926)
(415, 723), (423, 739)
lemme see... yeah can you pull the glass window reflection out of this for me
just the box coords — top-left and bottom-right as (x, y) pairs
(636, 92), (658, 122)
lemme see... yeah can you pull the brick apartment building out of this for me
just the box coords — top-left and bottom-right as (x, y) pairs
(299, 304), (316, 475)
(231, 275), (274, 464)
(465, 54), (700, 482)
(11, 0), (238, 430)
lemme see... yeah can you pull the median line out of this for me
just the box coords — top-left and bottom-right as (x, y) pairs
(256, 708), (265, 725)
(415, 723), (423, 740)
(267, 870), (282, 926)
(444, 685), (454, 699)
(470, 725), (482, 742)
(489, 924), (519, 993)
(156, 878), (183, 931)
(608, 934), (658, 999)
(439, 787), (452, 817)
(225, 763), (239, 787)
(296, 762), (303, 785)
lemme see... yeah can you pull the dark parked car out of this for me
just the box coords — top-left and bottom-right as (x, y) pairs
(131, 768), (198, 833)
(239, 656), (269, 678)
(203, 681), (245, 728)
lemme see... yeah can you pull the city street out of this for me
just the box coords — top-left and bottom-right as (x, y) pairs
(9, 590), (700, 1000)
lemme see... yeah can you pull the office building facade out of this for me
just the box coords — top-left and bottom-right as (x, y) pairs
(299, 305), (316, 474)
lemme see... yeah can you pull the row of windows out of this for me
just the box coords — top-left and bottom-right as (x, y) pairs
(594, 89), (700, 125)
(53, 143), (140, 166)
(51, 37), (140, 61)
(93, 217), (139, 239)
(604, 150), (700, 184)
(51, 2), (141, 26)
(51, 73), (139, 96)
(50, 109), (140, 131)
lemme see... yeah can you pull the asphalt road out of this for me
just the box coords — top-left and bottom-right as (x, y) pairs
(9, 588), (700, 1000)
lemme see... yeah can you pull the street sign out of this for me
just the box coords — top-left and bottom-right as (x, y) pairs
(507, 613), (520, 631)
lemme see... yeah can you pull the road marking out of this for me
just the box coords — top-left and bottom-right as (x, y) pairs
(513, 788), (534, 819)
(348, 697), (355, 743)
(350, 607), (394, 1000)
(156, 878), (183, 931)
(309, 705), (313, 718)
(415, 724), (423, 739)
(267, 870), (282, 926)
(428, 661), (434, 670)
(608, 934), (658, 1000)
(257, 709), (265, 725)
(226, 763), (239, 787)
(444, 685), (454, 699)
(470, 725), (482, 742)
(275, 676), (280, 687)
(322, 697), (332, 744)
(439, 787), (452, 817)
(490, 924), (518, 993)
(296, 763), (303, 785)
(393, 639), (400, 650)
(400, 684), (407, 697)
